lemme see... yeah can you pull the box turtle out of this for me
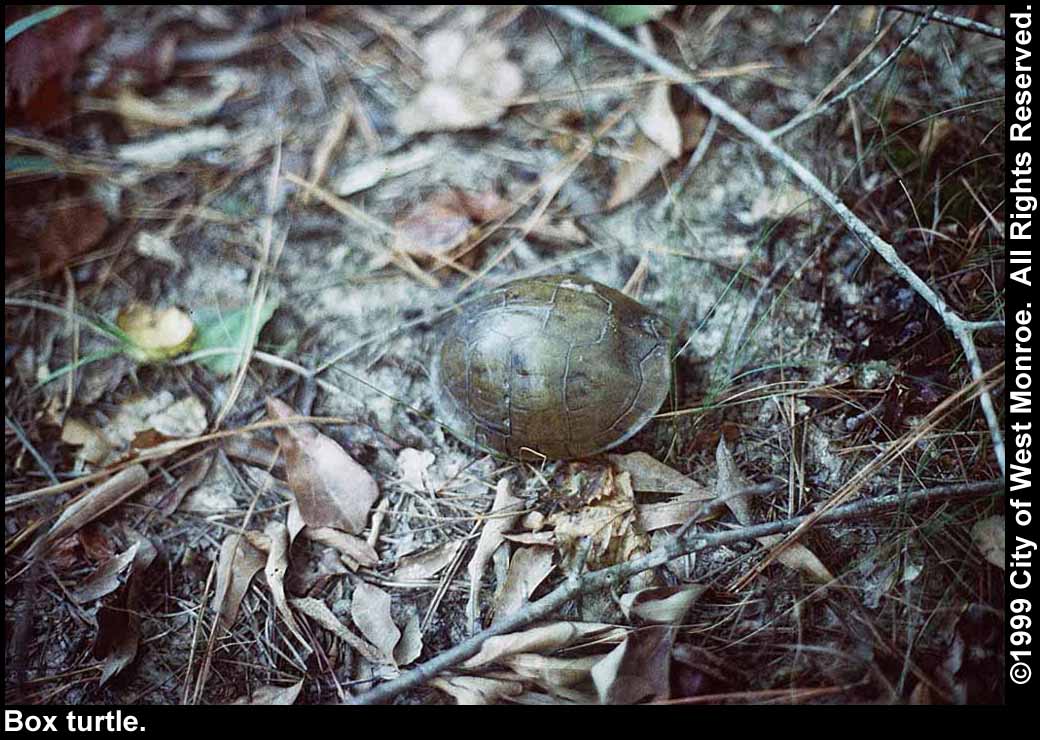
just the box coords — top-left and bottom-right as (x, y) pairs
(431, 274), (673, 459)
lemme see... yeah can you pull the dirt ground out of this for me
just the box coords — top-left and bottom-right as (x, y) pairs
(5, 6), (1005, 705)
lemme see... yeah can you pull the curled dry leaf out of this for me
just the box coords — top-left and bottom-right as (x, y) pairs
(605, 133), (671, 211)
(618, 584), (706, 625)
(504, 653), (602, 693)
(91, 532), (157, 686)
(636, 82), (682, 159)
(610, 452), (712, 497)
(212, 533), (267, 629)
(70, 540), (141, 603)
(463, 622), (627, 669)
(591, 625), (674, 704)
(229, 680), (304, 706)
(267, 397), (379, 534)
(393, 613), (424, 666)
(971, 515), (1004, 570)
(351, 581), (401, 664)
(263, 521), (309, 648)
(395, 30), (523, 135)
(715, 440), (834, 584)
(290, 597), (387, 665)
(431, 675), (525, 705)
(31, 464), (149, 559)
(491, 546), (555, 625)
(467, 477), (523, 629)
(116, 303), (196, 362)
(393, 539), (463, 581)
(304, 526), (379, 569)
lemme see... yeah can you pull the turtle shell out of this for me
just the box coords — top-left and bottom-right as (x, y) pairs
(431, 274), (673, 460)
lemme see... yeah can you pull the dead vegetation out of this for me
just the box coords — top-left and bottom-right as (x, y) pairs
(5, 5), (1005, 705)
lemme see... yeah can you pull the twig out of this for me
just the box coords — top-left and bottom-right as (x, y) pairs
(353, 477), (1001, 704)
(804, 5), (842, 46)
(887, 5), (1004, 40)
(770, 7), (936, 139)
(541, 5), (1005, 476)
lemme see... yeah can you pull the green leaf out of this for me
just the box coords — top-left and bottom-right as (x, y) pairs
(191, 299), (279, 376)
(601, 5), (672, 28)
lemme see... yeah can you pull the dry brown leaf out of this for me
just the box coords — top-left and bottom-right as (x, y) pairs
(591, 625), (674, 704)
(268, 397), (379, 534)
(491, 546), (555, 625)
(229, 680), (304, 706)
(393, 613), (424, 666)
(287, 499), (306, 543)
(116, 303), (196, 362)
(715, 440), (833, 583)
(303, 526), (379, 569)
(429, 675), (525, 705)
(548, 469), (650, 573)
(639, 498), (715, 531)
(971, 515), (1004, 570)
(395, 30), (523, 135)
(392, 191), (473, 259)
(636, 82), (682, 159)
(393, 539), (463, 581)
(463, 622), (626, 669)
(610, 452), (713, 497)
(31, 465), (149, 558)
(467, 477), (523, 629)
(69, 540), (140, 603)
(146, 453), (214, 517)
(290, 596), (387, 664)
(503, 653), (601, 691)
(212, 533), (266, 629)
(351, 582), (401, 663)
(501, 531), (556, 547)
(618, 584), (706, 625)
(263, 521), (308, 647)
(680, 106), (710, 153)
(605, 133), (672, 210)
(91, 532), (157, 686)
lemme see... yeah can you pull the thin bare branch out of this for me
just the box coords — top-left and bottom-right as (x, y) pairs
(541, 5), (1005, 475)
(887, 5), (1004, 40)
(353, 478), (1001, 704)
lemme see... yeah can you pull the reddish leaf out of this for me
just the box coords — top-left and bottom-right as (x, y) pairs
(267, 397), (379, 534)
(5, 6), (106, 128)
